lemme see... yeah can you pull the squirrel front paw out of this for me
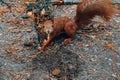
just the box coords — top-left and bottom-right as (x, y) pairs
(43, 39), (47, 44)
(38, 46), (45, 51)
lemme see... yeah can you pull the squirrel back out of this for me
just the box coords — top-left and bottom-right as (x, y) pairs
(75, 0), (116, 28)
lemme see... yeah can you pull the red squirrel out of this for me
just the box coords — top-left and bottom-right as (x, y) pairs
(39, 17), (77, 51)
(39, 0), (116, 51)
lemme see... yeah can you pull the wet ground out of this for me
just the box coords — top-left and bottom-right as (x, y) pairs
(0, 0), (120, 80)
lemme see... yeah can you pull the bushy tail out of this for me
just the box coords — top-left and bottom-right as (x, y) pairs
(75, 0), (116, 28)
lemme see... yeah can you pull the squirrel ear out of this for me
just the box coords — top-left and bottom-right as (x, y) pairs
(50, 18), (54, 27)
(51, 18), (54, 28)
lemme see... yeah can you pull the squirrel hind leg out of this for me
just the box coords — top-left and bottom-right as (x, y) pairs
(63, 26), (74, 44)
(63, 36), (74, 44)
(63, 22), (76, 44)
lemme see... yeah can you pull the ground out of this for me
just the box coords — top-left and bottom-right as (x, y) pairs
(0, 0), (120, 80)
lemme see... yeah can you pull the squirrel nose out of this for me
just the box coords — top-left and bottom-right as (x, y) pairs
(47, 30), (50, 34)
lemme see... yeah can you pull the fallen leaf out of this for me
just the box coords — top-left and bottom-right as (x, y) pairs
(5, 47), (18, 55)
(112, 63), (117, 68)
(28, 55), (37, 59)
(25, 1), (30, 5)
(15, 46), (24, 51)
(106, 44), (120, 55)
(38, 23), (43, 29)
(52, 68), (61, 76)
(106, 32), (113, 36)
(27, 11), (33, 17)
(62, 75), (67, 80)
(106, 44), (114, 49)
(26, 29), (32, 32)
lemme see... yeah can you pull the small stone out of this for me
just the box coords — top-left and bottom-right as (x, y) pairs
(26, 29), (32, 32)
(108, 63), (112, 66)
(112, 63), (117, 67)
(69, 43), (74, 47)
(90, 35), (96, 39)
(116, 63), (120, 68)
(112, 74), (117, 77)
(21, 13), (29, 19)
(41, 8), (46, 16)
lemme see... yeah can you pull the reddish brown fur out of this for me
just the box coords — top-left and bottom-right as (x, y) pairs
(40, 17), (77, 51)
(75, 0), (116, 28)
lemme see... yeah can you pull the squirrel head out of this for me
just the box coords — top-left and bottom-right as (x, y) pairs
(43, 20), (53, 34)
(43, 20), (54, 39)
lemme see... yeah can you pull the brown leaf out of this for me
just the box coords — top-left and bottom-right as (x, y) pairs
(28, 55), (37, 59)
(5, 47), (18, 55)
(25, 1), (30, 5)
(38, 23), (43, 29)
(27, 11), (34, 18)
(106, 32), (113, 37)
(15, 46), (24, 51)
(26, 29), (32, 32)
(62, 75), (67, 80)
(112, 63), (117, 68)
(105, 44), (120, 55)
(106, 44), (114, 49)
(52, 68), (61, 76)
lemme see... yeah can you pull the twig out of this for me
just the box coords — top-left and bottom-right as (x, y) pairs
(50, 1), (80, 5)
